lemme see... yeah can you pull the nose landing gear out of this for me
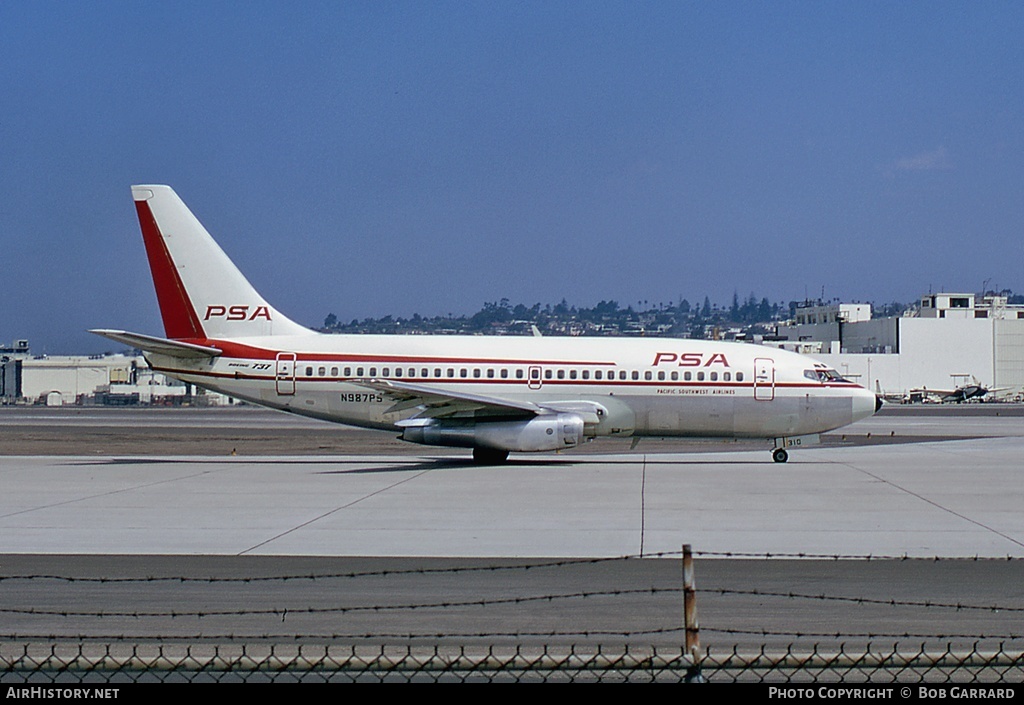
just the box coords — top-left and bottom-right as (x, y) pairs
(771, 447), (789, 463)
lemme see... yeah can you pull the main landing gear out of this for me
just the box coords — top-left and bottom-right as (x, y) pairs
(771, 447), (789, 463)
(473, 447), (510, 465)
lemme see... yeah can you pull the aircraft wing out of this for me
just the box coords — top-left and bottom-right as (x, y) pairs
(89, 329), (223, 359)
(351, 378), (540, 419)
(909, 386), (959, 402)
(351, 379), (606, 425)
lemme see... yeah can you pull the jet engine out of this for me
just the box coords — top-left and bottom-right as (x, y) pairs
(400, 413), (585, 452)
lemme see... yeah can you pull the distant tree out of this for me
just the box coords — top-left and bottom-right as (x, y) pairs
(324, 313), (337, 329)
(593, 300), (619, 317)
(470, 301), (512, 329)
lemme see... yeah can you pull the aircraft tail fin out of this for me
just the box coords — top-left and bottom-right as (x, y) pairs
(131, 185), (311, 340)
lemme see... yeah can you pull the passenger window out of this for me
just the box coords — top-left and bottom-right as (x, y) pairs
(516, 369), (524, 379)
(569, 370), (577, 380)
(305, 367), (313, 376)
(473, 369), (481, 378)
(671, 371), (678, 381)
(395, 368), (403, 377)
(500, 369), (508, 378)
(710, 372), (718, 381)
(724, 372), (731, 381)
(422, 368), (429, 377)
(460, 369), (468, 378)
(595, 371), (603, 380)
(344, 367), (351, 376)
(582, 370), (589, 380)
(382, 368), (390, 377)
(545, 370), (552, 379)
(407, 368), (415, 378)
(331, 367), (338, 376)
(657, 371), (665, 381)
(487, 369), (495, 378)
(644, 371), (652, 381)
(697, 371), (705, 381)
(447, 368), (455, 378)
(557, 370), (565, 379)
(631, 371), (639, 380)
(318, 367), (326, 376)
(684, 371), (692, 381)
(620, 371), (627, 380)
(356, 367), (364, 376)
(736, 372), (744, 381)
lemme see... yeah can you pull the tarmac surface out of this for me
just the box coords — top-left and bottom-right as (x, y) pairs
(1, 404), (1022, 649)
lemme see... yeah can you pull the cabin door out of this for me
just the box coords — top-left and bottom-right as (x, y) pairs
(275, 352), (297, 395)
(754, 357), (775, 401)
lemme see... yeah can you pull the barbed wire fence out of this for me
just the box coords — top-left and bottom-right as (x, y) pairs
(2, 549), (1022, 682)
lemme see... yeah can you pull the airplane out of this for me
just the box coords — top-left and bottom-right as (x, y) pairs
(907, 377), (1007, 404)
(92, 185), (881, 464)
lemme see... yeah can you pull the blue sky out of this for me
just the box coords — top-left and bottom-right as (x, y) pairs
(2, 1), (1022, 353)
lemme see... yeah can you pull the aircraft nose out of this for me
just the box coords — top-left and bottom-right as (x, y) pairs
(851, 387), (878, 422)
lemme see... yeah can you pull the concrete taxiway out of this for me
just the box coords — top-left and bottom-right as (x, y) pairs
(1, 409), (1022, 557)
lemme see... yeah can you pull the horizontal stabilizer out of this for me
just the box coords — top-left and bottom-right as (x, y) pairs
(89, 329), (222, 358)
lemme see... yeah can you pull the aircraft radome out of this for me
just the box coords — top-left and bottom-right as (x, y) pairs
(92, 185), (881, 464)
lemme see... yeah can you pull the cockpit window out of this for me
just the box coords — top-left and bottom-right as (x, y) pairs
(806, 367), (849, 383)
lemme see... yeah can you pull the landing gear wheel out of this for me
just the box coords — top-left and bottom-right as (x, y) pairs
(473, 447), (510, 465)
(772, 447), (789, 463)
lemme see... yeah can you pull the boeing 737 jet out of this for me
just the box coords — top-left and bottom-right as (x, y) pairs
(92, 185), (880, 463)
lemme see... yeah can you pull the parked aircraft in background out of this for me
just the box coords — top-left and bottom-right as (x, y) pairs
(92, 185), (880, 464)
(906, 377), (1009, 404)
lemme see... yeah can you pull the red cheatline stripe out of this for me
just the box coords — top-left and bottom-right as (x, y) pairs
(136, 199), (205, 340)
(150, 364), (854, 392)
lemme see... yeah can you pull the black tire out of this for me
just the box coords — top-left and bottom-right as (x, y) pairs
(772, 447), (789, 463)
(473, 447), (510, 465)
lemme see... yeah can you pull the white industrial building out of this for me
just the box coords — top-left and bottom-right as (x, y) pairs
(771, 294), (1024, 398)
(1, 348), (233, 406)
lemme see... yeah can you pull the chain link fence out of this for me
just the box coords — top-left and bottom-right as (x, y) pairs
(3, 642), (1024, 682)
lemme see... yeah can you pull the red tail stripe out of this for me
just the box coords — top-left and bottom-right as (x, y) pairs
(135, 200), (205, 340)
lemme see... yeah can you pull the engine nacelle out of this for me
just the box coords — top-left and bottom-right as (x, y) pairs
(400, 414), (585, 452)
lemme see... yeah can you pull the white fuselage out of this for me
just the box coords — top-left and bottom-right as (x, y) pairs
(147, 333), (878, 441)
